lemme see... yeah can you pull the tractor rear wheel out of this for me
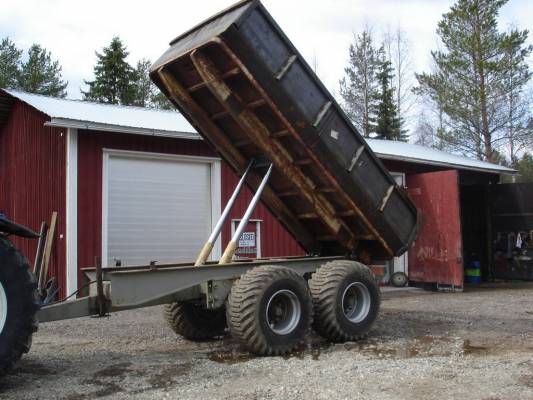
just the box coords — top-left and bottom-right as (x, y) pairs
(0, 237), (39, 377)
(163, 301), (226, 341)
(309, 260), (380, 342)
(226, 265), (312, 356)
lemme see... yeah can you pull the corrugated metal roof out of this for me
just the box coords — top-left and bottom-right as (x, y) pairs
(1, 89), (513, 174)
(367, 138), (515, 174)
(2, 89), (200, 139)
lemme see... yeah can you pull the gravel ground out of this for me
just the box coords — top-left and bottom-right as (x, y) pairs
(1, 283), (532, 400)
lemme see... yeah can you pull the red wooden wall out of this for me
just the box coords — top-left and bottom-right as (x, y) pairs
(0, 102), (67, 296)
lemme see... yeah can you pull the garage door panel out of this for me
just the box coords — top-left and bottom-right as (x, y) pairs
(106, 155), (213, 267)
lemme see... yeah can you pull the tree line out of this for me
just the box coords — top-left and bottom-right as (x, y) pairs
(0, 36), (171, 109)
(0, 38), (67, 97)
(1, 0), (531, 179)
(339, 0), (533, 180)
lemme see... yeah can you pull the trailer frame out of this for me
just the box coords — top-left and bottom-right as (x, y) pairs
(37, 255), (344, 323)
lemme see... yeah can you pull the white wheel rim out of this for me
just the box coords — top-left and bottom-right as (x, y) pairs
(0, 281), (7, 333)
(266, 289), (301, 335)
(342, 282), (371, 323)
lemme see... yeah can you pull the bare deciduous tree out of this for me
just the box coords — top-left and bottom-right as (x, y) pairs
(383, 24), (415, 133)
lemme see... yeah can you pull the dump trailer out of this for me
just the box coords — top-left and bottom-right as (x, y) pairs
(0, 0), (418, 377)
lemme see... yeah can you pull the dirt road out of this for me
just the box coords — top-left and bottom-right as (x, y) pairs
(1, 283), (532, 400)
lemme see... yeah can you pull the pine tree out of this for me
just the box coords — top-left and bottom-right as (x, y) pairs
(339, 29), (381, 137)
(502, 30), (533, 164)
(18, 44), (67, 97)
(415, 0), (532, 161)
(373, 57), (404, 141)
(514, 153), (533, 183)
(131, 58), (173, 109)
(151, 91), (174, 110)
(0, 37), (22, 89)
(82, 36), (137, 105)
(132, 58), (152, 107)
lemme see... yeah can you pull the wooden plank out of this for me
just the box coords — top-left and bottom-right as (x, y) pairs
(297, 212), (318, 219)
(39, 211), (57, 290)
(294, 158), (312, 166)
(336, 210), (356, 217)
(317, 186), (336, 193)
(277, 190), (300, 197)
(234, 138), (252, 147)
(271, 129), (290, 138)
(186, 67), (241, 92)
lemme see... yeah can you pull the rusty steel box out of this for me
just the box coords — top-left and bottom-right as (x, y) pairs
(150, 0), (418, 259)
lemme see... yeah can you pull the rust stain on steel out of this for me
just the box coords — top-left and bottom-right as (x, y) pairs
(158, 68), (316, 251)
(211, 38), (392, 256)
(210, 39), (392, 255)
(190, 49), (353, 247)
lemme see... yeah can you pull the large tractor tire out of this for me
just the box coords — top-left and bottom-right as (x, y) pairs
(226, 265), (312, 356)
(309, 260), (380, 342)
(0, 237), (39, 377)
(163, 301), (226, 341)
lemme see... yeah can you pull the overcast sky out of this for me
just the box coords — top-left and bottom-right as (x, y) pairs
(1, 0), (532, 101)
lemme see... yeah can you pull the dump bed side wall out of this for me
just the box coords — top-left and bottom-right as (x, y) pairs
(227, 4), (417, 254)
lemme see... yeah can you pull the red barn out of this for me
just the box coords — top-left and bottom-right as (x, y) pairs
(0, 89), (516, 298)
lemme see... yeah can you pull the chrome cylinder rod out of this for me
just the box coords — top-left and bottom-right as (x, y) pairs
(219, 163), (273, 264)
(195, 160), (254, 266)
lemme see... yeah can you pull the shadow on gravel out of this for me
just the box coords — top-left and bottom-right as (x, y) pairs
(374, 309), (533, 339)
(61, 361), (193, 399)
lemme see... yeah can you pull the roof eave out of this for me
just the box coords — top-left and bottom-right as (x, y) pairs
(45, 118), (201, 140)
(376, 153), (517, 175)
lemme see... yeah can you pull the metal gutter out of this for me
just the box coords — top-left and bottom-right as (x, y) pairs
(44, 118), (201, 140)
(375, 153), (517, 175)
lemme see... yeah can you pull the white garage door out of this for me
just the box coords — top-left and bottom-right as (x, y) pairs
(104, 152), (216, 267)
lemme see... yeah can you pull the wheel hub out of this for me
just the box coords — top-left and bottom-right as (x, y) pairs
(0, 281), (7, 333)
(266, 289), (301, 335)
(342, 282), (371, 323)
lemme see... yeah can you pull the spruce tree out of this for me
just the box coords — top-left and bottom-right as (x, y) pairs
(82, 36), (137, 105)
(373, 57), (404, 141)
(18, 44), (67, 97)
(416, 0), (532, 161)
(515, 153), (533, 182)
(132, 58), (152, 107)
(0, 37), (22, 89)
(131, 58), (173, 109)
(339, 29), (381, 137)
(151, 91), (173, 110)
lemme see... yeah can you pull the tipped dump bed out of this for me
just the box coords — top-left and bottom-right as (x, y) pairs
(150, 0), (418, 258)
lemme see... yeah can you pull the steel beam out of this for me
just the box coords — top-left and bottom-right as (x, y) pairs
(195, 159), (254, 266)
(219, 164), (273, 264)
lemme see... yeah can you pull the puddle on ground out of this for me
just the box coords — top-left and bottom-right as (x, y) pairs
(462, 339), (489, 355)
(343, 335), (455, 359)
(207, 335), (498, 364)
(208, 349), (256, 365)
(208, 337), (330, 364)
